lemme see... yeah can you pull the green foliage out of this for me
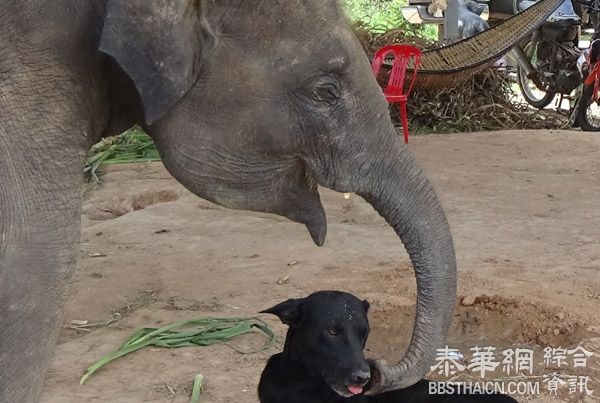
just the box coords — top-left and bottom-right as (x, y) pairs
(341, 0), (437, 39)
(80, 317), (275, 385)
(84, 126), (160, 183)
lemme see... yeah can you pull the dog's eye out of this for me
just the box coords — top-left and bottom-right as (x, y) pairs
(328, 329), (339, 336)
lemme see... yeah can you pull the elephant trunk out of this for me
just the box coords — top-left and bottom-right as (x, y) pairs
(357, 145), (457, 394)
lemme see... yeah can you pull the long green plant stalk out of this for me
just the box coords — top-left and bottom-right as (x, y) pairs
(190, 374), (204, 403)
(80, 317), (275, 384)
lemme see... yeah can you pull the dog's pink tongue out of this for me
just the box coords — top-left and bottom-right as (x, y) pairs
(348, 386), (363, 395)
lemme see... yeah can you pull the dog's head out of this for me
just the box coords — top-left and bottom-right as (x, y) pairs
(262, 291), (371, 397)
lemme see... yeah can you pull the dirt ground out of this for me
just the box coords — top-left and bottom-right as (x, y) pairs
(42, 130), (600, 403)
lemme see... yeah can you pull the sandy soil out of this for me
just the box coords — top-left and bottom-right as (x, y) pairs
(41, 130), (600, 403)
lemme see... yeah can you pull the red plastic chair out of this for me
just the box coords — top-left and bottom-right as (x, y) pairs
(371, 44), (421, 144)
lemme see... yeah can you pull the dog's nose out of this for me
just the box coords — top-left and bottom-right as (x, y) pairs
(351, 370), (370, 386)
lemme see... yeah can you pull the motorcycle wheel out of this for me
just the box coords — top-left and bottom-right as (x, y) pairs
(517, 42), (556, 109)
(575, 83), (600, 131)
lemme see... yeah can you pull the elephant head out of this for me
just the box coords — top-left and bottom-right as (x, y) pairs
(100, 0), (457, 393)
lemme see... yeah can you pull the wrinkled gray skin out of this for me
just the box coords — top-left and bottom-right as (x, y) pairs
(0, 1), (456, 402)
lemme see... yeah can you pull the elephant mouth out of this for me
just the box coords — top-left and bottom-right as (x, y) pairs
(155, 138), (328, 246)
(277, 164), (327, 246)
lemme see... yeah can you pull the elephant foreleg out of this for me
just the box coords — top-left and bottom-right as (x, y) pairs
(0, 130), (87, 402)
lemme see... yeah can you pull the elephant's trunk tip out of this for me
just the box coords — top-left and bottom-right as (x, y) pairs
(365, 358), (420, 395)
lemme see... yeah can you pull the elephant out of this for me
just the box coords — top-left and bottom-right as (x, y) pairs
(0, 1), (457, 402)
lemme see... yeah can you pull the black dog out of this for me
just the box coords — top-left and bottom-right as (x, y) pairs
(258, 291), (518, 403)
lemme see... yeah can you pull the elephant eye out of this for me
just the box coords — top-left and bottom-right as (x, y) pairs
(311, 75), (341, 105)
(328, 328), (340, 336)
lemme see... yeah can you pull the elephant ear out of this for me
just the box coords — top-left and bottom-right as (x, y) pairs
(100, 0), (210, 125)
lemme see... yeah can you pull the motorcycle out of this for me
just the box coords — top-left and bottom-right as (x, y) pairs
(573, 0), (600, 130)
(511, 0), (583, 108)
(510, 0), (600, 130)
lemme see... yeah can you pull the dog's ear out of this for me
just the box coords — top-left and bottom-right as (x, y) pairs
(363, 300), (370, 313)
(260, 299), (303, 326)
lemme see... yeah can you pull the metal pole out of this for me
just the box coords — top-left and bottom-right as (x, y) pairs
(444, 0), (460, 43)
